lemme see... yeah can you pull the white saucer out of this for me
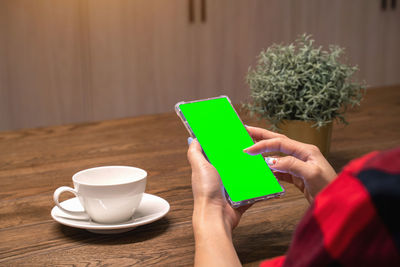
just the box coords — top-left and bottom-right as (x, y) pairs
(51, 193), (170, 234)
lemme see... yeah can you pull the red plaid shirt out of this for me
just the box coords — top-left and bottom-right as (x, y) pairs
(261, 147), (400, 267)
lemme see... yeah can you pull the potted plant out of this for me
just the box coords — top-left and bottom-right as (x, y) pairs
(245, 34), (365, 156)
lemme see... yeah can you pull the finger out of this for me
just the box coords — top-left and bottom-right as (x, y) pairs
(269, 155), (310, 179)
(273, 170), (306, 196)
(244, 137), (312, 161)
(292, 176), (306, 193)
(273, 171), (293, 184)
(187, 139), (210, 170)
(245, 125), (282, 140)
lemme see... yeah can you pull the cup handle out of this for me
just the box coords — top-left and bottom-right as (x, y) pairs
(53, 186), (89, 219)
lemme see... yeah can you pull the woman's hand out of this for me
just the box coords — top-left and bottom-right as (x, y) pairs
(244, 126), (337, 202)
(187, 138), (250, 267)
(187, 138), (250, 232)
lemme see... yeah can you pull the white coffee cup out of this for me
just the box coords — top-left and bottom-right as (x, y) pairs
(53, 166), (147, 224)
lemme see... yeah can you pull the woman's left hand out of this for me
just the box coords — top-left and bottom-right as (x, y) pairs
(187, 138), (251, 231)
(187, 138), (249, 266)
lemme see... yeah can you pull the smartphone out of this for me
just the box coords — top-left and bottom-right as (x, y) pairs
(175, 95), (285, 208)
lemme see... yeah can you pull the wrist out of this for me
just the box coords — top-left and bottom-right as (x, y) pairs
(192, 199), (232, 239)
(192, 200), (242, 267)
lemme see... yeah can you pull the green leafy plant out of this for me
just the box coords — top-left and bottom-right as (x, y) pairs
(245, 34), (365, 130)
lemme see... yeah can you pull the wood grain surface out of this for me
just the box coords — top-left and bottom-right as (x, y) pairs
(0, 86), (399, 266)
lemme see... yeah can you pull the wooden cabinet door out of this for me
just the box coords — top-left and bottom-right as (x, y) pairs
(0, 0), (89, 130)
(192, 0), (293, 105)
(86, 0), (195, 119)
(196, 0), (400, 106)
(1, 0), (398, 131)
(0, 0), (198, 130)
(290, 0), (400, 87)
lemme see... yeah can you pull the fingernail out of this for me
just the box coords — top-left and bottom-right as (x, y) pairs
(243, 147), (249, 153)
(265, 157), (278, 166)
(187, 137), (194, 145)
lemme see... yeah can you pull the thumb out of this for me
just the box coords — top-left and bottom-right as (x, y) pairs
(187, 138), (210, 170)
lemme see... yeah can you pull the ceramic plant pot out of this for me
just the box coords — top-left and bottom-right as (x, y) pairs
(278, 120), (333, 156)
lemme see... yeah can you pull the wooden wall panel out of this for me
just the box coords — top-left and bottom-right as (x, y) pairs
(0, 0), (89, 130)
(194, 0), (294, 104)
(0, 4), (10, 129)
(85, 0), (194, 121)
(0, 0), (399, 131)
(289, 0), (400, 87)
(383, 3), (400, 85)
(0, 0), (196, 130)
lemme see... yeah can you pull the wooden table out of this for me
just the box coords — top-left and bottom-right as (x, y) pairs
(1, 86), (399, 266)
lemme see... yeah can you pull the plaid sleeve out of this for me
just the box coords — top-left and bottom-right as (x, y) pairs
(260, 147), (400, 267)
(260, 256), (285, 267)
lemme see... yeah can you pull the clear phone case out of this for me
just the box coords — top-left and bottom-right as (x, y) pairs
(175, 95), (285, 208)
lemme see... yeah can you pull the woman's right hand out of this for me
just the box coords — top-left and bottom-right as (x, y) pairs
(243, 126), (337, 202)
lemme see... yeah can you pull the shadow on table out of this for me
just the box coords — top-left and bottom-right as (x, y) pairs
(235, 228), (292, 264)
(327, 149), (364, 173)
(54, 217), (170, 245)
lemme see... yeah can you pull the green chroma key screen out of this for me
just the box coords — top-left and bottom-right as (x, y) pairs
(179, 96), (283, 203)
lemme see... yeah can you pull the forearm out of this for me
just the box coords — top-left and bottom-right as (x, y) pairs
(192, 202), (242, 267)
